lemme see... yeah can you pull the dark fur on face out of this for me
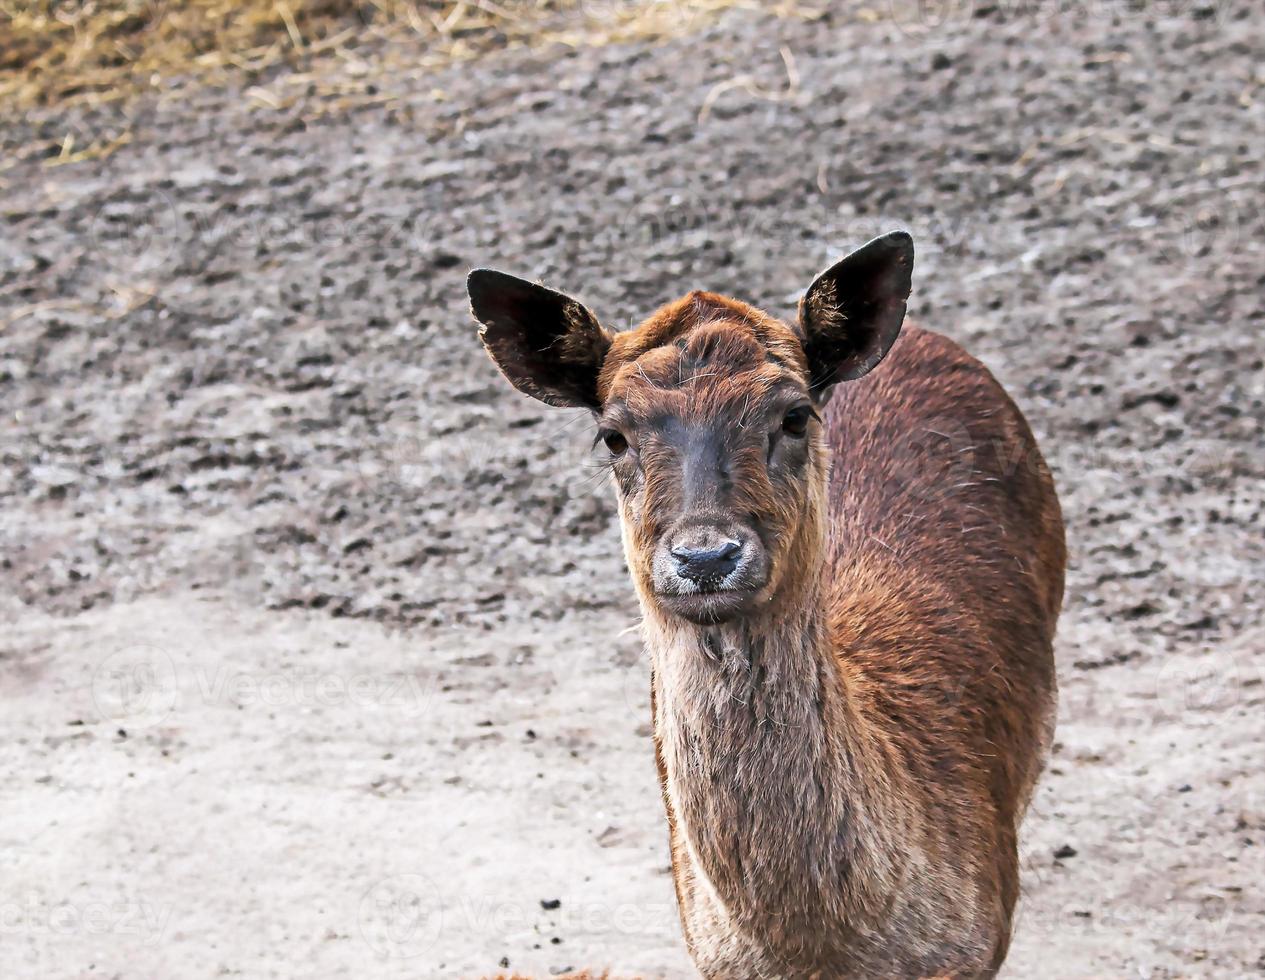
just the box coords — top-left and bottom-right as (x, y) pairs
(595, 293), (821, 624)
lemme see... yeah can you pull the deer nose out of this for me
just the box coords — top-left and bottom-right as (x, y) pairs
(670, 538), (743, 584)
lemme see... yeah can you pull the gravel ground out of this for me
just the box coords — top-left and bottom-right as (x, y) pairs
(2, 1), (1263, 977)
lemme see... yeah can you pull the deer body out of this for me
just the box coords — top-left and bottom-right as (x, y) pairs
(646, 326), (1063, 978)
(470, 233), (1065, 979)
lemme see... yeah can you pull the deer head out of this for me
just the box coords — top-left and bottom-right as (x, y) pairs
(469, 232), (913, 625)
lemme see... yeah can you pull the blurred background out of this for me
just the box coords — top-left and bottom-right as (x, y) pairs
(1, 0), (1262, 976)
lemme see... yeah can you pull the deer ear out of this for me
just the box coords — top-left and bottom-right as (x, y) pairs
(798, 231), (914, 397)
(468, 269), (613, 410)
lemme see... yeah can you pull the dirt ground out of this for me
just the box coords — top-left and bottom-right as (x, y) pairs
(2, 1), (1264, 977)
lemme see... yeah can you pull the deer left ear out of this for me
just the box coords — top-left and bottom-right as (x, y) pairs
(798, 231), (914, 398)
(468, 269), (613, 410)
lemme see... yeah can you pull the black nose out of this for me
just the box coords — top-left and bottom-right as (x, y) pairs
(671, 539), (742, 583)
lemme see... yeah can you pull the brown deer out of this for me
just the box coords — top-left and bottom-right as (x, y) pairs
(467, 232), (1065, 979)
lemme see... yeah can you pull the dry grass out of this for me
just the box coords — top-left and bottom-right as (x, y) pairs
(0, 0), (782, 111)
(0, 0), (828, 172)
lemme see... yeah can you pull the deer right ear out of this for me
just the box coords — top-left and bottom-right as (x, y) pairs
(798, 231), (914, 399)
(468, 269), (613, 410)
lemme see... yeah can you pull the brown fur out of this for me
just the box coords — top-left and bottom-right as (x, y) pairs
(470, 249), (1065, 979)
(603, 297), (1064, 979)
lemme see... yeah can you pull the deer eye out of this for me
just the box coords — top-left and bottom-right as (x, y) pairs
(781, 406), (813, 437)
(599, 428), (628, 456)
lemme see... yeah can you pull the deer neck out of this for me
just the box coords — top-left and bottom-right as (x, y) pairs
(641, 537), (906, 952)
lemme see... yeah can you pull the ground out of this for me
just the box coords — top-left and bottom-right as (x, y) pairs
(1, 1), (1263, 977)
